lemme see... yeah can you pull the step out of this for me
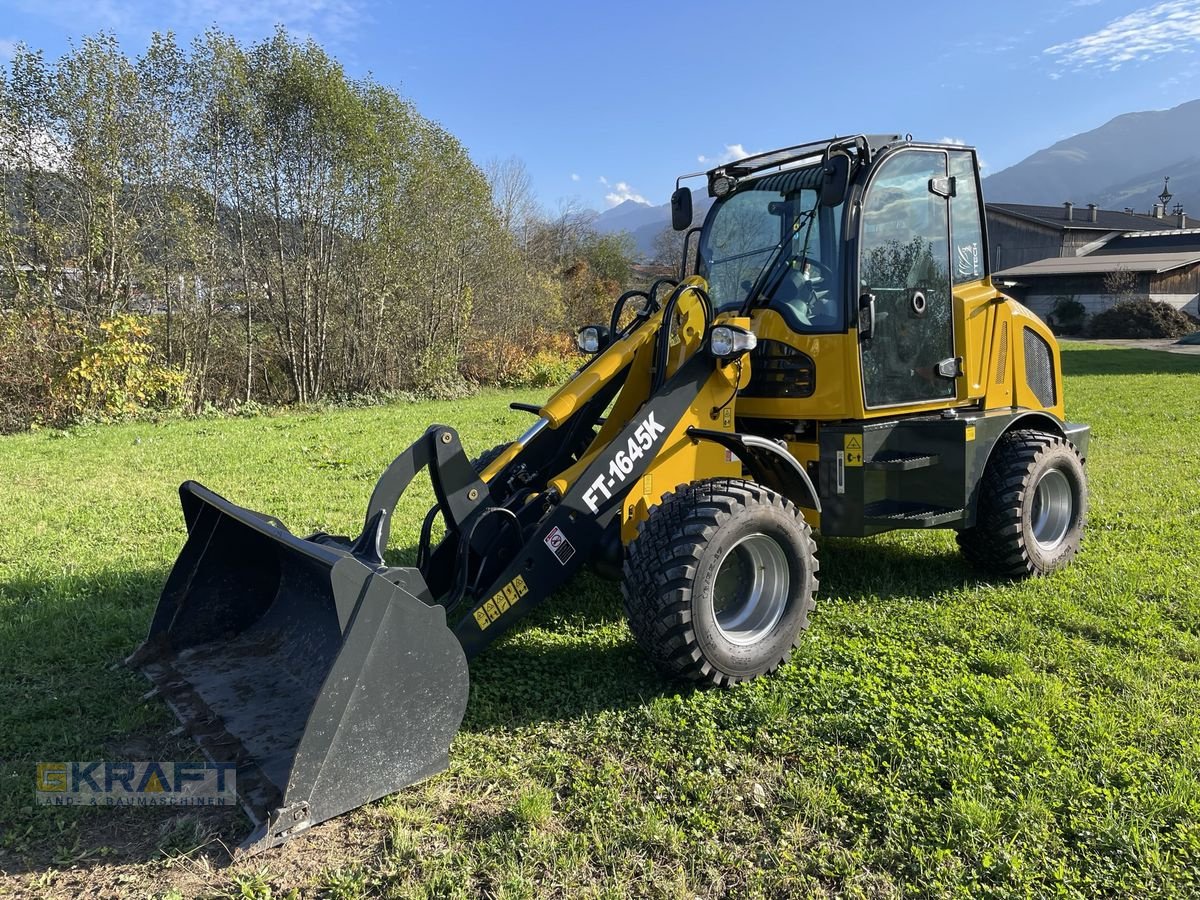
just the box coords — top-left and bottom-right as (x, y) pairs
(862, 500), (964, 528)
(866, 453), (940, 471)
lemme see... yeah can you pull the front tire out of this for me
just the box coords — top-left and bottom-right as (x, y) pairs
(470, 443), (510, 474)
(957, 429), (1087, 578)
(622, 478), (818, 687)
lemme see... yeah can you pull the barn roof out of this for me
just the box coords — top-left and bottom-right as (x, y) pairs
(996, 251), (1200, 278)
(987, 203), (1176, 232)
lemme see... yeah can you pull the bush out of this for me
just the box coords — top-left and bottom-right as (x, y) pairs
(461, 332), (584, 389)
(55, 315), (187, 420)
(0, 309), (73, 432)
(1049, 297), (1086, 335)
(1087, 298), (1195, 340)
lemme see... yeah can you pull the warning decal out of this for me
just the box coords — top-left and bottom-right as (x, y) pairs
(544, 526), (576, 565)
(843, 434), (864, 467)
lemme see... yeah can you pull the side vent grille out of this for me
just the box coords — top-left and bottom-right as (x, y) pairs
(743, 339), (816, 399)
(1023, 327), (1057, 408)
(995, 321), (1009, 385)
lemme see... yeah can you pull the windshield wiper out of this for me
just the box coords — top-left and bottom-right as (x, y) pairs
(739, 201), (818, 315)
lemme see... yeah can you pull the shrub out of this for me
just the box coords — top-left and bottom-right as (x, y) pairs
(1049, 297), (1086, 335)
(1087, 298), (1194, 340)
(461, 332), (584, 389)
(55, 315), (187, 420)
(0, 308), (74, 432)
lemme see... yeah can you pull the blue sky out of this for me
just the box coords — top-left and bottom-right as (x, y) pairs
(3, 0), (1199, 210)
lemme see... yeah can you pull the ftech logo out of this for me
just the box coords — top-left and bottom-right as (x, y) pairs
(36, 762), (67, 792)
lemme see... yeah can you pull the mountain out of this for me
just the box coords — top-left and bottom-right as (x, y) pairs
(983, 99), (1200, 210)
(594, 188), (714, 259)
(1094, 157), (1200, 210)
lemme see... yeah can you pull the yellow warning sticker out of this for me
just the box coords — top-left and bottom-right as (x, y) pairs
(965, 425), (976, 442)
(843, 434), (864, 467)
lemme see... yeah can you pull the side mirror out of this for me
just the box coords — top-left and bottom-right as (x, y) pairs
(820, 153), (851, 208)
(671, 187), (693, 231)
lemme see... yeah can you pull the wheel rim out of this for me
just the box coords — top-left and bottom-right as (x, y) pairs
(711, 533), (790, 645)
(1030, 467), (1073, 551)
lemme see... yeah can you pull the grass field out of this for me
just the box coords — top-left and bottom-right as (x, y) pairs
(1, 342), (1199, 898)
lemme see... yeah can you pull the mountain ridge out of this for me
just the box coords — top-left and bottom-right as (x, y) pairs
(983, 99), (1200, 211)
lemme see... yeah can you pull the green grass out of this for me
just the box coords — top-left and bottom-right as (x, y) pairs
(2, 344), (1199, 897)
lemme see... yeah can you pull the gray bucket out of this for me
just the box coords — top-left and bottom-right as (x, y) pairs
(128, 481), (469, 856)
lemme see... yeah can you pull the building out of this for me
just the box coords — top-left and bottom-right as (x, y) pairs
(987, 203), (1200, 321)
(986, 202), (1179, 271)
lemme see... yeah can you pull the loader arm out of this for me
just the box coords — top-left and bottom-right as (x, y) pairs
(453, 347), (731, 657)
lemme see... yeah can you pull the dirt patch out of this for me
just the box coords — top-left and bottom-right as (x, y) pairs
(0, 809), (386, 898)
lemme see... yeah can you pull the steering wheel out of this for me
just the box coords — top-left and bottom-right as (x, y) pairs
(770, 258), (838, 326)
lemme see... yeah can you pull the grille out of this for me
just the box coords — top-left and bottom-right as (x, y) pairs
(743, 339), (816, 398)
(995, 321), (1008, 385)
(1023, 327), (1056, 408)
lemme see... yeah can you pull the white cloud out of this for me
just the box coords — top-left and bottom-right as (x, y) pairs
(0, 38), (17, 63)
(697, 143), (755, 165)
(598, 175), (609, 186)
(570, 173), (580, 182)
(1046, 0), (1200, 71)
(604, 181), (648, 206)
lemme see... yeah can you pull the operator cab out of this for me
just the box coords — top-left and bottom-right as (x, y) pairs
(683, 135), (990, 421)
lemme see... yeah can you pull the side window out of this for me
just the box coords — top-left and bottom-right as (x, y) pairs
(950, 150), (984, 285)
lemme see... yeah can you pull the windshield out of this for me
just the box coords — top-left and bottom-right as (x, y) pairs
(697, 164), (845, 332)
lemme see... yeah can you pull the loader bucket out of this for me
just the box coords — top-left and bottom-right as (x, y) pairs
(127, 481), (469, 857)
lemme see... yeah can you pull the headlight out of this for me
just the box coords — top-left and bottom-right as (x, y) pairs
(709, 325), (757, 358)
(576, 325), (609, 354)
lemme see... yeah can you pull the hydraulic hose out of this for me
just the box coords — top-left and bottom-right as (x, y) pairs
(651, 283), (713, 395)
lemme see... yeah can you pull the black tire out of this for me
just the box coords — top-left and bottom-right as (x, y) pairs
(470, 443), (510, 474)
(957, 429), (1087, 578)
(621, 478), (818, 687)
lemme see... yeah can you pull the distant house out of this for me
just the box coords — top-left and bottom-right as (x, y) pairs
(986, 202), (1178, 271)
(987, 202), (1200, 321)
(994, 228), (1200, 319)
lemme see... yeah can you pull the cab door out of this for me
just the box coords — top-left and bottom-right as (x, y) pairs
(857, 149), (956, 409)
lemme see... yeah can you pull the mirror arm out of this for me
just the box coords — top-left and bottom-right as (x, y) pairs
(679, 227), (702, 280)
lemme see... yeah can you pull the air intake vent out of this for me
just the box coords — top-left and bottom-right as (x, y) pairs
(995, 321), (1008, 385)
(1023, 327), (1056, 408)
(743, 339), (815, 398)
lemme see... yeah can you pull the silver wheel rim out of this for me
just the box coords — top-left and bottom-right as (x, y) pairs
(711, 533), (790, 645)
(1031, 467), (1073, 551)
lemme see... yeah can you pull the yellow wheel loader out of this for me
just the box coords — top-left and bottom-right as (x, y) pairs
(128, 135), (1089, 855)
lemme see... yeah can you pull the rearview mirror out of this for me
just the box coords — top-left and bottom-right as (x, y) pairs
(671, 187), (693, 231)
(821, 153), (851, 207)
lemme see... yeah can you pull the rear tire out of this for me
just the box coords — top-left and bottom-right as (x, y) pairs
(957, 429), (1087, 578)
(622, 478), (818, 687)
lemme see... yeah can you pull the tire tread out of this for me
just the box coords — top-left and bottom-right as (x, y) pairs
(621, 478), (818, 687)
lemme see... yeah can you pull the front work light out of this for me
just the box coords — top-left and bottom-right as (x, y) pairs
(711, 174), (737, 198)
(576, 325), (610, 354)
(709, 325), (757, 359)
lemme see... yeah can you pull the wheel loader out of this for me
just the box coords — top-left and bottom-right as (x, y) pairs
(128, 134), (1089, 855)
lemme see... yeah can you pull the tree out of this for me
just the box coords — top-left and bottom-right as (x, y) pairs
(0, 27), (641, 428)
(1102, 266), (1138, 301)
